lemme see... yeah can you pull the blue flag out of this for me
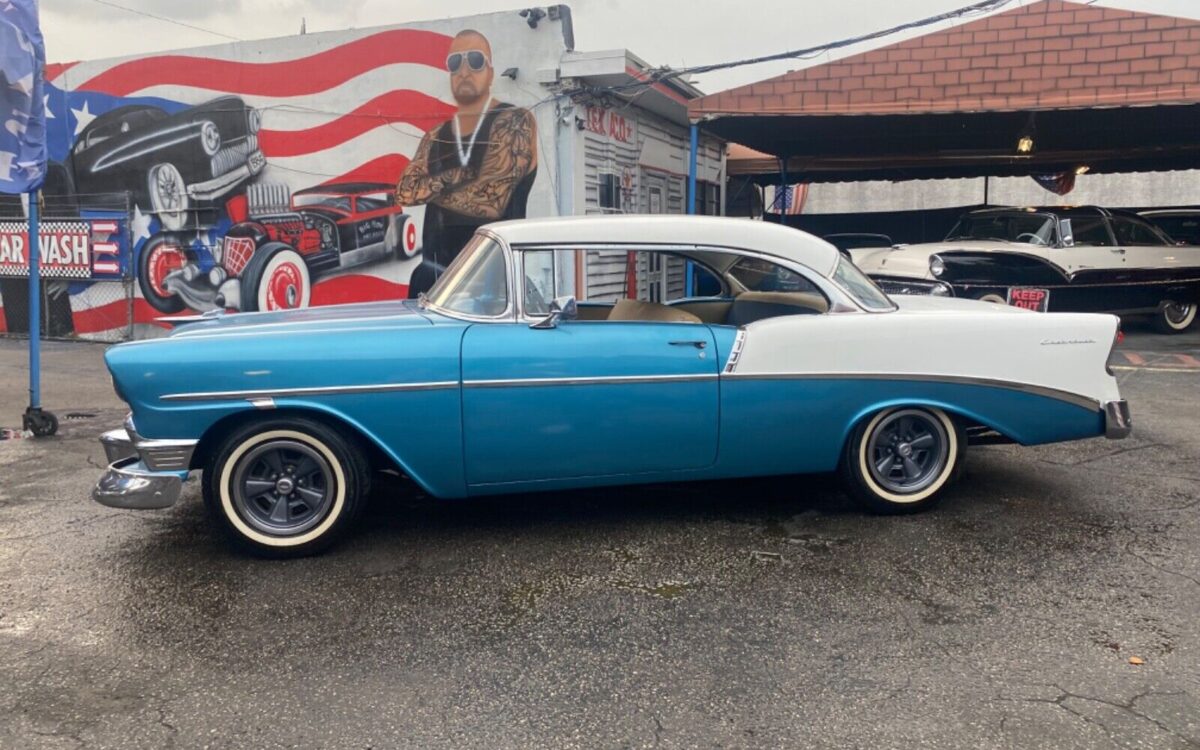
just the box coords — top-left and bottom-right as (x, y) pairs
(0, 0), (46, 194)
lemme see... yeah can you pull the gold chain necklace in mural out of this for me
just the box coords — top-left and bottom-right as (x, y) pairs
(453, 97), (493, 168)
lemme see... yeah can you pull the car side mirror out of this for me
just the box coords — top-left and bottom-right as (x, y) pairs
(530, 295), (578, 329)
(1060, 219), (1075, 247)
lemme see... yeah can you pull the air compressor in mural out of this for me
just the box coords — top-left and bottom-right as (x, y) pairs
(16, 17), (546, 337)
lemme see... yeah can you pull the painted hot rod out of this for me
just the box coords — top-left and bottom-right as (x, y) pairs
(138, 182), (417, 313)
(95, 216), (1130, 557)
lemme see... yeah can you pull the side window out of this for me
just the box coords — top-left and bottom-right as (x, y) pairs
(1069, 218), (1112, 247)
(729, 256), (820, 294)
(520, 249), (580, 317)
(581, 251), (725, 304)
(598, 173), (622, 213)
(1111, 217), (1167, 246)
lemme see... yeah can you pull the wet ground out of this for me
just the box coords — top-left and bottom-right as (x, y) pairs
(1, 323), (1198, 749)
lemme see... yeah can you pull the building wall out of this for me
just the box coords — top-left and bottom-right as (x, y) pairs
(20, 10), (573, 339)
(577, 103), (723, 300)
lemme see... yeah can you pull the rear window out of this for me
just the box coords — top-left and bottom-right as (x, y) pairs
(832, 257), (895, 311)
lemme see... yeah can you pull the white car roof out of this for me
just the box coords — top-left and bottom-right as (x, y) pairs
(482, 215), (841, 275)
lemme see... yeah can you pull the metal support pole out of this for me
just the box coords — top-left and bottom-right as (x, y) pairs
(686, 122), (699, 295)
(28, 191), (40, 409)
(22, 191), (56, 436)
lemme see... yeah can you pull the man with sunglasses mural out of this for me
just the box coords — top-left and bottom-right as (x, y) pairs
(398, 29), (539, 297)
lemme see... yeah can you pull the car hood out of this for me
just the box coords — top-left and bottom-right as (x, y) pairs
(852, 240), (1058, 278)
(165, 300), (432, 340)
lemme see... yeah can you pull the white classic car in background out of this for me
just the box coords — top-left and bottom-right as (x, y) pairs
(851, 206), (1200, 333)
(95, 216), (1130, 556)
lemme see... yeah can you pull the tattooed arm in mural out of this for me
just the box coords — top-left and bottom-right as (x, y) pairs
(395, 129), (474, 206)
(396, 108), (538, 219)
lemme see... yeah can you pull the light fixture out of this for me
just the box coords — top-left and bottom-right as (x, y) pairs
(501, 67), (518, 80)
(1016, 113), (1037, 154)
(1075, 165), (1090, 175)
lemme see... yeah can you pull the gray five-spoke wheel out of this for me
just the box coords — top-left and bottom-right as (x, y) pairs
(231, 440), (335, 536)
(866, 409), (951, 495)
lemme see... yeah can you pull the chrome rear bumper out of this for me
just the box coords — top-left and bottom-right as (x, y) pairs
(93, 423), (195, 510)
(1104, 400), (1132, 440)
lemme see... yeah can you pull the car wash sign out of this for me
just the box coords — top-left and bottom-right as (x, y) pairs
(0, 219), (125, 278)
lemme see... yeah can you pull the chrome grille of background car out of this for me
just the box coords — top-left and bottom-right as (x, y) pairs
(210, 135), (259, 176)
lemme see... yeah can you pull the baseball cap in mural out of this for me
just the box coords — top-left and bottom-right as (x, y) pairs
(447, 50), (491, 73)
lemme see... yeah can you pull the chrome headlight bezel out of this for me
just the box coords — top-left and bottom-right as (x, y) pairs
(200, 121), (221, 155)
(930, 255), (946, 278)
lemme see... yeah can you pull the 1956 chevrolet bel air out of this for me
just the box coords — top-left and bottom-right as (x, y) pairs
(93, 216), (1131, 557)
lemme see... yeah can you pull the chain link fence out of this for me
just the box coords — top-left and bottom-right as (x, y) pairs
(0, 192), (135, 342)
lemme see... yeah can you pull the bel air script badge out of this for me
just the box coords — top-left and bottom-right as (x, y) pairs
(1040, 338), (1097, 346)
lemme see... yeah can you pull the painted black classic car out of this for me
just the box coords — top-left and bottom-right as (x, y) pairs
(63, 96), (265, 231)
(1140, 209), (1200, 246)
(851, 206), (1200, 333)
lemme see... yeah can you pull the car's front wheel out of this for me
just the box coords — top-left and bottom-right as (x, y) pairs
(202, 418), (370, 557)
(1153, 300), (1196, 334)
(147, 162), (190, 231)
(840, 406), (963, 514)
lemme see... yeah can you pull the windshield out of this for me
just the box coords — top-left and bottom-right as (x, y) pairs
(426, 235), (509, 317)
(833, 257), (895, 311)
(946, 213), (1057, 245)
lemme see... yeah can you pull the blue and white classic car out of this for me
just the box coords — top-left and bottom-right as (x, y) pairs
(94, 216), (1131, 556)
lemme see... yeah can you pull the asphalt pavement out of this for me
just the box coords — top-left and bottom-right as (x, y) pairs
(0, 322), (1198, 749)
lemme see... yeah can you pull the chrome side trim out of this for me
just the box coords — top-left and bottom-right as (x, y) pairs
(721, 371), (1101, 411)
(463, 373), (719, 389)
(1104, 400), (1132, 439)
(160, 381), (459, 402)
(248, 397), (276, 410)
(724, 329), (747, 374)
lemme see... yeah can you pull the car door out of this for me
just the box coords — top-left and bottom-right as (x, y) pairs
(459, 249), (720, 487)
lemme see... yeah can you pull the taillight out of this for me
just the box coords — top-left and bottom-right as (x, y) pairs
(1106, 323), (1123, 376)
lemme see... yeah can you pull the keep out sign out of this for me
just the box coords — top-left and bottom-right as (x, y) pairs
(0, 223), (93, 278)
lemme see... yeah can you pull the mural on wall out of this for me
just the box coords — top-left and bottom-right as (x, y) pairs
(398, 29), (537, 298)
(0, 14), (555, 338)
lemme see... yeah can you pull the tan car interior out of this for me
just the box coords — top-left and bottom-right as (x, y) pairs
(575, 291), (828, 325)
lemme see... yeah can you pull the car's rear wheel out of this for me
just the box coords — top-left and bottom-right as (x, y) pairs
(1153, 300), (1196, 334)
(137, 234), (188, 313)
(975, 292), (1008, 305)
(202, 417), (370, 557)
(840, 406), (963, 514)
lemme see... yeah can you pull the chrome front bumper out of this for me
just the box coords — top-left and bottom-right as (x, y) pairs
(1104, 400), (1132, 440)
(93, 423), (195, 510)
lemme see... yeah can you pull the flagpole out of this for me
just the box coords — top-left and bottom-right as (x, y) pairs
(28, 189), (40, 411)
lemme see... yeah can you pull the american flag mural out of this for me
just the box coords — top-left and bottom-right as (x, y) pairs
(0, 11), (558, 339)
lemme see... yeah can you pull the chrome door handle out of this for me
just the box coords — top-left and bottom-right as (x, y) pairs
(669, 340), (707, 349)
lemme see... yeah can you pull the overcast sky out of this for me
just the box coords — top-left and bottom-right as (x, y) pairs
(40, 0), (1200, 93)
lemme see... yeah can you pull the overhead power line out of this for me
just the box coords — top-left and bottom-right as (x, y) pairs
(573, 0), (1033, 97)
(88, 0), (242, 41)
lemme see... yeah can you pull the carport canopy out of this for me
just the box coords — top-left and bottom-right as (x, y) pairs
(690, 0), (1200, 183)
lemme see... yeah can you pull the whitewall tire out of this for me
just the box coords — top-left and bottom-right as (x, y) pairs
(840, 406), (963, 514)
(1153, 300), (1196, 334)
(202, 417), (370, 557)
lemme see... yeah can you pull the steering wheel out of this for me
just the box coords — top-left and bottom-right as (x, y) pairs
(1015, 233), (1048, 246)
